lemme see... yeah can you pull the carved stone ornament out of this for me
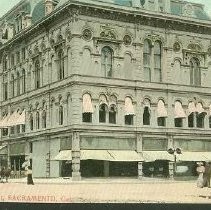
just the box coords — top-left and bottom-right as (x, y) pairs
(65, 27), (72, 41)
(123, 35), (132, 46)
(82, 28), (92, 41)
(183, 4), (194, 17)
(173, 42), (181, 52)
(187, 43), (202, 52)
(100, 28), (116, 40)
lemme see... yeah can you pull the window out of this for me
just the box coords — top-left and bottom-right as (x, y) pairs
(82, 94), (93, 123)
(154, 41), (162, 82)
(42, 110), (47, 128)
(175, 118), (183, 127)
(125, 115), (133, 125)
(209, 116), (211, 128)
(82, 113), (92, 123)
(3, 75), (8, 100)
(11, 54), (15, 66)
(36, 111), (40, 129)
(188, 113), (194, 128)
(22, 48), (26, 61)
(157, 117), (166, 127)
(59, 106), (64, 125)
(16, 51), (20, 64)
(2, 128), (8, 136)
(109, 105), (116, 124)
(30, 142), (33, 153)
(143, 106), (150, 125)
(11, 74), (15, 97)
(17, 72), (20, 96)
(196, 113), (205, 128)
(30, 113), (33, 131)
(3, 55), (8, 71)
(10, 126), (15, 135)
(22, 69), (26, 93)
(190, 58), (201, 86)
(101, 46), (113, 77)
(143, 40), (151, 82)
(17, 125), (21, 134)
(58, 49), (65, 80)
(34, 59), (41, 89)
(99, 104), (107, 123)
(124, 97), (134, 125)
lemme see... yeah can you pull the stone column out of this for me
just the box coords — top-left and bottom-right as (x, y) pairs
(72, 132), (81, 181)
(103, 161), (109, 177)
(133, 43), (143, 81)
(137, 133), (143, 179)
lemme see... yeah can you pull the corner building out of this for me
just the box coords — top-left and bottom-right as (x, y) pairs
(1, 0), (211, 180)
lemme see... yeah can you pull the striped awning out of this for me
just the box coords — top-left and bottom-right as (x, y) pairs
(177, 152), (211, 162)
(82, 94), (94, 113)
(187, 102), (196, 115)
(157, 100), (167, 118)
(174, 101), (186, 118)
(53, 150), (72, 161)
(125, 97), (135, 115)
(196, 103), (206, 114)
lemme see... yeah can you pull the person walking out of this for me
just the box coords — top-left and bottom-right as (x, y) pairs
(27, 166), (34, 185)
(196, 162), (205, 188)
(4, 168), (11, 183)
(204, 162), (211, 188)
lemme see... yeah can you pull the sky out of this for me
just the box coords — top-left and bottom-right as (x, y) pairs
(0, 0), (211, 18)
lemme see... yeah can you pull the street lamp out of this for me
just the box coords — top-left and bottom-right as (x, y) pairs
(167, 147), (182, 175)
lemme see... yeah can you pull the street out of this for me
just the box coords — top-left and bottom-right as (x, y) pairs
(0, 178), (211, 203)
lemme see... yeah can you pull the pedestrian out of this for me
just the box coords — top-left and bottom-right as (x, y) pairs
(196, 162), (205, 188)
(4, 168), (11, 183)
(203, 162), (211, 188)
(27, 166), (34, 185)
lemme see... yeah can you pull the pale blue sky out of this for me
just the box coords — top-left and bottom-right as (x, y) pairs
(0, 0), (211, 18)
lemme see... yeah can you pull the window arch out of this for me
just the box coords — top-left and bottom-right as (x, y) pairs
(82, 93), (93, 123)
(143, 40), (151, 82)
(143, 99), (151, 125)
(11, 74), (15, 97)
(101, 46), (113, 77)
(59, 105), (64, 125)
(42, 110), (47, 128)
(154, 41), (162, 82)
(22, 69), (26, 93)
(36, 111), (40, 129)
(34, 59), (41, 89)
(3, 75), (8, 100)
(99, 103), (108, 123)
(190, 58), (201, 86)
(58, 49), (65, 80)
(17, 72), (20, 96)
(109, 104), (117, 124)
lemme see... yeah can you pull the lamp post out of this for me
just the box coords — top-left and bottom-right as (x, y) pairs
(167, 148), (182, 175)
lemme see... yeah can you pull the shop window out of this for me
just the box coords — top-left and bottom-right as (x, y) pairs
(175, 118), (183, 127)
(190, 58), (201, 86)
(42, 110), (47, 128)
(17, 125), (21, 134)
(36, 111), (40, 129)
(143, 106), (150, 125)
(143, 40), (151, 82)
(109, 105), (116, 124)
(99, 104), (107, 123)
(82, 113), (92, 123)
(10, 126), (15, 135)
(22, 124), (25, 133)
(59, 106), (64, 125)
(125, 115), (134, 125)
(154, 41), (162, 82)
(196, 113), (205, 128)
(2, 128), (8, 136)
(58, 49), (65, 80)
(101, 46), (113, 77)
(188, 113), (194, 128)
(157, 117), (166, 127)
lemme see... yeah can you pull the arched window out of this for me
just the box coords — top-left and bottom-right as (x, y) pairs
(22, 69), (26, 93)
(34, 59), (41, 89)
(143, 99), (151, 125)
(143, 40), (151, 82)
(82, 94), (93, 123)
(154, 41), (162, 82)
(157, 100), (167, 126)
(42, 110), (47, 128)
(190, 58), (201, 86)
(11, 74), (15, 97)
(101, 46), (113, 77)
(17, 72), (20, 96)
(29, 113), (33, 131)
(36, 111), (40, 129)
(3, 75), (8, 100)
(99, 103), (108, 123)
(58, 49), (65, 80)
(109, 104), (116, 124)
(59, 105), (64, 125)
(3, 55), (8, 71)
(125, 97), (135, 125)
(174, 101), (186, 128)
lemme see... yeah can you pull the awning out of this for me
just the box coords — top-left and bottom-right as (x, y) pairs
(143, 151), (174, 162)
(125, 97), (135, 115)
(0, 114), (10, 128)
(81, 150), (113, 161)
(196, 103), (206, 114)
(16, 110), (26, 125)
(0, 145), (7, 155)
(157, 100), (167, 118)
(174, 101), (186, 118)
(53, 150), (72, 161)
(108, 150), (143, 162)
(187, 102), (196, 115)
(82, 94), (93, 113)
(177, 152), (211, 162)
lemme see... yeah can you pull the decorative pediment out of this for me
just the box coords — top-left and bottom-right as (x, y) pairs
(100, 26), (117, 40)
(187, 43), (202, 52)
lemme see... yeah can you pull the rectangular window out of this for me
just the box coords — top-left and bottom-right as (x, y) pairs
(196, 113), (204, 128)
(10, 126), (15, 135)
(17, 125), (21, 134)
(22, 124), (26, 133)
(157, 117), (166, 127)
(82, 113), (92, 123)
(2, 128), (8, 136)
(175, 118), (183, 128)
(188, 113), (194, 128)
(143, 107), (150, 125)
(30, 142), (33, 153)
(125, 115), (134, 125)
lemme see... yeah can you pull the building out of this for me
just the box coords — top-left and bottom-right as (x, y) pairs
(0, 0), (211, 180)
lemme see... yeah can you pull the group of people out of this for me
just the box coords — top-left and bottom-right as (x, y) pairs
(196, 162), (211, 188)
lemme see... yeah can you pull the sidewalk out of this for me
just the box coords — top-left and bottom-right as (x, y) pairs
(7, 177), (197, 185)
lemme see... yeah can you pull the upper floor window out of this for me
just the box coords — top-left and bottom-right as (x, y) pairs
(82, 94), (93, 123)
(29, 113), (33, 131)
(154, 41), (162, 82)
(174, 101), (186, 128)
(3, 55), (8, 71)
(3, 75), (8, 101)
(17, 72), (21, 96)
(16, 51), (20, 64)
(42, 110), (47, 129)
(11, 74), (15, 97)
(143, 40), (151, 82)
(143, 99), (151, 125)
(59, 106), (64, 125)
(22, 48), (26, 61)
(109, 104), (117, 124)
(157, 100), (167, 127)
(99, 103), (107, 123)
(22, 69), (26, 93)
(101, 46), (113, 77)
(58, 49), (65, 80)
(11, 54), (15, 67)
(190, 58), (201, 86)
(34, 59), (41, 89)
(35, 111), (40, 129)
(124, 97), (135, 125)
